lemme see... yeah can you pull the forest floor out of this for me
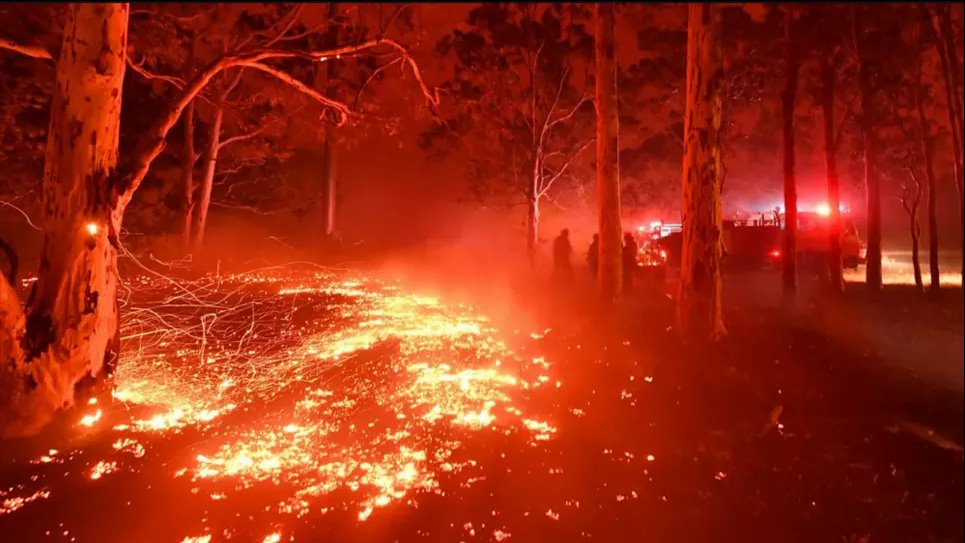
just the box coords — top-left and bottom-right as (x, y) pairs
(1, 262), (962, 543)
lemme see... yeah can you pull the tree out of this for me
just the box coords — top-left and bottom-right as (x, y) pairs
(925, 4), (963, 284)
(782, 5), (800, 295)
(899, 163), (924, 291)
(912, 31), (942, 292)
(1, 3), (129, 437)
(124, 4), (215, 245)
(423, 4), (594, 258)
(124, 5), (327, 250)
(875, 4), (946, 293)
(195, 4), (420, 247)
(852, 6), (883, 290)
(180, 31), (198, 244)
(792, 4), (876, 291)
(1, 3), (438, 437)
(316, 2), (339, 242)
(595, 3), (621, 300)
(677, 3), (725, 340)
(191, 5), (302, 249)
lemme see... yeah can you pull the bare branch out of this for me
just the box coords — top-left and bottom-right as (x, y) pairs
(211, 201), (285, 216)
(541, 188), (570, 211)
(237, 61), (352, 122)
(0, 37), (52, 60)
(530, 41), (545, 143)
(379, 4), (409, 40)
(232, 5), (305, 52)
(127, 57), (187, 89)
(275, 20), (331, 44)
(263, 4), (305, 48)
(0, 199), (41, 231)
(547, 94), (591, 133)
(221, 69), (245, 101)
(538, 138), (594, 197)
(398, 51), (441, 108)
(127, 56), (222, 109)
(130, 8), (215, 25)
(539, 65), (570, 141)
(218, 125), (268, 150)
(113, 39), (438, 213)
(354, 57), (403, 108)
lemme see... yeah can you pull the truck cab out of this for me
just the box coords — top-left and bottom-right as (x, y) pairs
(795, 211), (865, 269)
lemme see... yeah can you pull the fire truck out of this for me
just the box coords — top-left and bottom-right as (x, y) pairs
(636, 204), (865, 271)
(794, 210), (865, 269)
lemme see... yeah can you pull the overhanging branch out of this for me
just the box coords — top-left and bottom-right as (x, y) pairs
(127, 57), (187, 89)
(0, 37), (52, 60)
(235, 60), (352, 122)
(112, 38), (440, 214)
(538, 138), (594, 197)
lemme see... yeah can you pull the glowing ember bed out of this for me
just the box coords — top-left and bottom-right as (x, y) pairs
(0, 269), (558, 542)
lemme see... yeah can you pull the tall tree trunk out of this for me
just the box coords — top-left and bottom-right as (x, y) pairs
(316, 2), (339, 241)
(194, 105), (223, 249)
(929, 5), (964, 283)
(820, 55), (844, 292)
(322, 122), (337, 239)
(595, 3), (622, 301)
(524, 148), (541, 259)
(853, 7), (881, 290)
(181, 100), (196, 244)
(861, 93), (882, 290)
(181, 33), (197, 245)
(1, 3), (128, 437)
(916, 78), (941, 291)
(526, 193), (539, 260)
(677, 4), (725, 340)
(781, 6), (799, 296)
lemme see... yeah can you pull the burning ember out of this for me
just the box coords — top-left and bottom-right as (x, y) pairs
(1, 268), (556, 539)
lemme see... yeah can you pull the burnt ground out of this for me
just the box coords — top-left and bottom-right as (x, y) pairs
(473, 272), (965, 543)
(1, 267), (962, 543)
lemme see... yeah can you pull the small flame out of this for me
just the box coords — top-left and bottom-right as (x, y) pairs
(85, 222), (99, 236)
(79, 409), (102, 427)
(88, 460), (117, 480)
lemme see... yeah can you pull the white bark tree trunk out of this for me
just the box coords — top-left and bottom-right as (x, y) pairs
(677, 3), (725, 340)
(526, 194), (540, 260)
(322, 123), (337, 239)
(595, 3), (622, 301)
(193, 105), (223, 250)
(1, 3), (128, 437)
(320, 2), (339, 241)
(181, 33), (197, 245)
(181, 101), (196, 244)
